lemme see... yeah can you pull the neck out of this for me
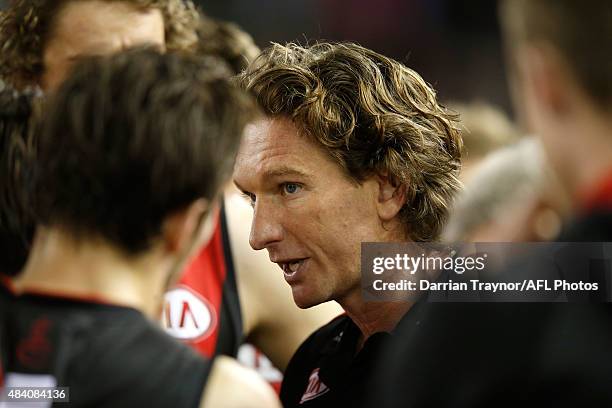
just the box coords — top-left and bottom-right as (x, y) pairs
(339, 290), (412, 348)
(337, 227), (413, 346)
(16, 228), (172, 318)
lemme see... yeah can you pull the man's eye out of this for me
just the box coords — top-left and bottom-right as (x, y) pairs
(282, 183), (302, 195)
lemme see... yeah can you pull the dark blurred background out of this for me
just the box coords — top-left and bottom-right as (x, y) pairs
(0, 0), (510, 113)
(196, 0), (511, 114)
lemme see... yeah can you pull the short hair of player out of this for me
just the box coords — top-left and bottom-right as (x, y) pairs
(0, 87), (38, 275)
(32, 48), (255, 254)
(0, 0), (200, 88)
(500, 0), (612, 110)
(238, 42), (462, 242)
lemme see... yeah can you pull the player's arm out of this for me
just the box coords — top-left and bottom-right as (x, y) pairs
(200, 356), (280, 408)
(224, 189), (343, 371)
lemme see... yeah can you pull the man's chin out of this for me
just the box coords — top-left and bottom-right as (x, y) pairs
(291, 288), (327, 309)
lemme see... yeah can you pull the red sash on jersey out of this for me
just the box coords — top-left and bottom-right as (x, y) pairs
(161, 210), (284, 394)
(162, 213), (226, 358)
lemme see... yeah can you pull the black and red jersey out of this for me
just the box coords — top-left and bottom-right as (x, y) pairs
(1, 292), (210, 407)
(280, 315), (391, 408)
(162, 203), (242, 358)
(281, 302), (426, 408)
(162, 202), (284, 392)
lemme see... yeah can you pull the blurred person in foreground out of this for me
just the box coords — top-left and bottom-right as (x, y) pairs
(444, 138), (570, 242)
(234, 42), (462, 407)
(375, 0), (612, 407)
(0, 89), (38, 383)
(0, 0), (340, 371)
(0, 48), (279, 408)
(0, 88), (37, 284)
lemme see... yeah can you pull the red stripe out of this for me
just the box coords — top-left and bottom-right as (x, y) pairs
(177, 215), (226, 358)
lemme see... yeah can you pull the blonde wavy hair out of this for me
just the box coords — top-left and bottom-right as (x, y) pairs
(238, 42), (463, 242)
(0, 0), (200, 88)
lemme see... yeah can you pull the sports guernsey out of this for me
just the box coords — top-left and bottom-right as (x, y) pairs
(163, 203), (243, 358)
(162, 203), (284, 391)
(280, 314), (386, 408)
(1, 292), (211, 407)
(279, 302), (424, 408)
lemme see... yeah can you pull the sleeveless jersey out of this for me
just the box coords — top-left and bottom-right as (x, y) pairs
(162, 203), (243, 358)
(161, 202), (283, 393)
(1, 292), (210, 407)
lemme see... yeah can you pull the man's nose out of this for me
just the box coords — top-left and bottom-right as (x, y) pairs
(249, 200), (283, 250)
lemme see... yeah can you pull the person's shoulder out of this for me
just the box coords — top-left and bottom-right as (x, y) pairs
(288, 313), (348, 363)
(82, 306), (207, 369)
(30, 300), (203, 368)
(280, 313), (347, 406)
(7, 297), (211, 407)
(307, 314), (349, 342)
(201, 356), (280, 408)
(88, 310), (210, 406)
(63, 304), (210, 406)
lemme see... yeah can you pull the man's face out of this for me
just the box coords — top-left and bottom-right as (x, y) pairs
(233, 117), (386, 308)
(42, 0), (165, 90)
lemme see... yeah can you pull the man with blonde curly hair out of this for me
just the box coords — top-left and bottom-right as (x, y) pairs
(234, 42), (462, 407)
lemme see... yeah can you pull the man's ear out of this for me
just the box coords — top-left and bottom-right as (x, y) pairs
(162, 198), (210, 255)
(376, 175), (407, 221)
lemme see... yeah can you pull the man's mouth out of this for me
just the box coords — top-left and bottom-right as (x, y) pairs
(276, 258), (308, 279)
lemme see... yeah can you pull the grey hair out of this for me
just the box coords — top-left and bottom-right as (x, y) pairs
(443, 137), (545, 241)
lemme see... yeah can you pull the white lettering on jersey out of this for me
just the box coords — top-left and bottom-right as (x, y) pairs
(162, 286), (216, 341)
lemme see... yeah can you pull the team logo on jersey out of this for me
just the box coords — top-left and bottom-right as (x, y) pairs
(16, 318), (53, 370)
(300, 368), (329, 404)
(162, 286), (217, 342)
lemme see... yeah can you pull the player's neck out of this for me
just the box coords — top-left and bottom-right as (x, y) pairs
(340, 292), (412, 351)
(16, 227), (171, 318)
(338, 230), (414, 349)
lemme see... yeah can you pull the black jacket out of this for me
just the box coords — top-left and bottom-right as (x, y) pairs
(375, 210), (612, 408)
